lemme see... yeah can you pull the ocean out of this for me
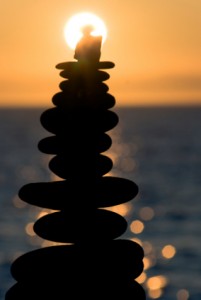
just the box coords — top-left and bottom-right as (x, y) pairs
(0, 106), (201, 299)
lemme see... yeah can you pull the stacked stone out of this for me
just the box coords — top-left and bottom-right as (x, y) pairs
(5, 60), (146, 299)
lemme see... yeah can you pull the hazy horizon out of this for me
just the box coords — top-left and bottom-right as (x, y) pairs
(1, 0), (201, 107)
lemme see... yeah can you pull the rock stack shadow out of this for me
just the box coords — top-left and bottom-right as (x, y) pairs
(5, 61), (146, 299)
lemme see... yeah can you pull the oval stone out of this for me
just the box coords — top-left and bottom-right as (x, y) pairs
(38, 133), (112, 155)
(40, 107), (118, 134)
(59, 80), (109, 94)
(33, 209), (127, 243)
(49, 154), (113, 179)
(52, 90), (115, 109)
(56, 61), (115, 70)
(11, 239), (143, 283)
(60, 69), (110, 82)
(18, 176), (138, 210)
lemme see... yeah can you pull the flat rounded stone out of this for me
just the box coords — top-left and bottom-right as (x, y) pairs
(38, 133), (112, 154)
(33, 209), (127, 243)
(40, 107), (119, 134)
(56, 61), (115, 70)
(18, 176), (138, 209)
(59, 69), (110, 82)
(52, 90), (115, 109)
(59, 80), (109, 94)
(49, 154), (113, 179)
(5, 280), (145, 300)
(11, 240), (143, 283)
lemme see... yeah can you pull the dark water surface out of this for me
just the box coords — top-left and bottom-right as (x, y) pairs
(0, 106), (201, 299)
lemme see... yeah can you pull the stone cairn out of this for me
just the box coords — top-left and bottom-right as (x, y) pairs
(5, 45), (146, 299)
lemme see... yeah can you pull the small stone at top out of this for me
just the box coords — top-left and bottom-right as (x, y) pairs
(74, 25), (102, 63)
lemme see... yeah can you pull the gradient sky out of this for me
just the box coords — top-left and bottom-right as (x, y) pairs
(1, 0), (201, 107)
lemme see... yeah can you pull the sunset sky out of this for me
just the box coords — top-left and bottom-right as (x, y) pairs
(1, 0), (201, 107)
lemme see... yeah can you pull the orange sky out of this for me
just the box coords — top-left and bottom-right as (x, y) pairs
(1, 0), (201, 107)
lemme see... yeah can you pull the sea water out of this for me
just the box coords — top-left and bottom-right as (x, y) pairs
(0, 106), (201, 299)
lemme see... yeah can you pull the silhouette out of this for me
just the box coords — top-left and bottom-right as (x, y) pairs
(5, 31), (146, 299)
(74, 24), (102, 63)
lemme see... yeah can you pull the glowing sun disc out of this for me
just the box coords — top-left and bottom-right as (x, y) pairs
(64, 12), (107, 50)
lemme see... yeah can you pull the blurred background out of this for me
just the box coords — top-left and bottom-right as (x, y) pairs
(1, 106), (201, 300)
(1, 0), (201, 107)
(0, 1), (201, 299)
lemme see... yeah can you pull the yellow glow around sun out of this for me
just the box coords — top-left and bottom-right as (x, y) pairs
(64, 12), (107, 50)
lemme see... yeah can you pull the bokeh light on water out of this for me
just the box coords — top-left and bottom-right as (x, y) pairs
(103, 113), (191, 299)
(2, 107), (201, 299)
(13, 121), (177, 300)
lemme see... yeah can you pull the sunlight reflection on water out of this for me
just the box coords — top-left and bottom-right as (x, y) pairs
(11, 126), (177, 300)
(4, 107), (201, 300)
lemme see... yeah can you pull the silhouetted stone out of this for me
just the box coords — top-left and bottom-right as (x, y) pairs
(18, 176), (138, 209)
(40, 107), (119, 134)
(52, 89), (115, 108)
(6, 280), (146, 300)
(60, 69), (110, 81)
(33, 209), (128, 242)
(56, 61), (115, 70)
(38, 133), (112, 154)
(11, 240), (143, 283)
(48, 154), (113, 178)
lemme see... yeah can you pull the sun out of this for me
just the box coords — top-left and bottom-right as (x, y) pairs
(64, 12), (107, 50)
